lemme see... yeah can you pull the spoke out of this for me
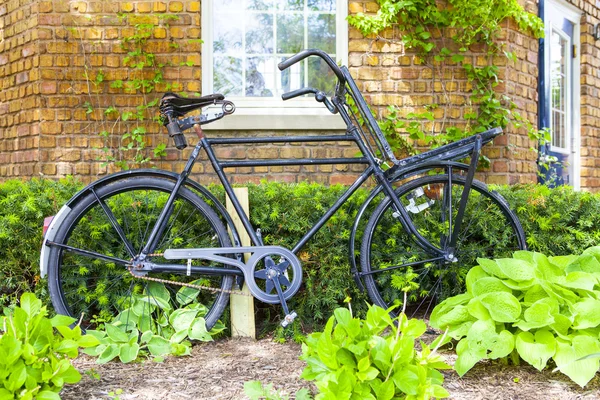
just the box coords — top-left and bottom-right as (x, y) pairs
(49, 241), (130, 266)
(361, 256), (446, 276)
(91, 187), (137, 258)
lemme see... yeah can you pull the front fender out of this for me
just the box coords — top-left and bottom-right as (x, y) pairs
(40, 169), (241, 276)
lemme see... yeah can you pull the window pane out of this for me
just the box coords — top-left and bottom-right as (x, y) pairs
(549, 30), (568, 150)
(221, 0), (243, 10)
(211, 0), (338, 98)
(277, 13), (304, 54)
(282, 0), (303, 10)
(246, 13), (273, 54)
(214, 56), (243, 96)
(247, 0), (274, 10)
(246, 57), (276, 97)
(308, 14), (336, 53)
(279, 58), (306, 93)
(308, 57), (336, 94)
(308, 0), (336, 11)
(213, 13), (243, 54)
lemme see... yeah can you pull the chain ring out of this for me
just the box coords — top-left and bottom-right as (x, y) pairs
(246, 251), (303, 304)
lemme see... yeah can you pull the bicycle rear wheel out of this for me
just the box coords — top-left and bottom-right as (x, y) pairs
(360, 174), (525, 316)
(47, 176), (234, 331)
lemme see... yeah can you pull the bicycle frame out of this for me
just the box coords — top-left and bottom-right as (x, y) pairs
(41, 48), (514, 329)
(137, 50), (502, 301)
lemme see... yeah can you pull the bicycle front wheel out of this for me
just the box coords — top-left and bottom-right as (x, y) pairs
(47, 176), (234, 331)
(360, 174), (525, 315)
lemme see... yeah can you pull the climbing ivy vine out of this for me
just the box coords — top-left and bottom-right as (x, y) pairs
(348, 0), (546, 159)
(74, 14), (199, 170)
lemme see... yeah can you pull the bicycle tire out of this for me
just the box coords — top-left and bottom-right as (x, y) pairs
(47, 176), (234, 331)
(360, 174), (526, 316)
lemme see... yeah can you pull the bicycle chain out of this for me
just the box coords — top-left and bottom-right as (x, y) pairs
(127, 253), (252, 297)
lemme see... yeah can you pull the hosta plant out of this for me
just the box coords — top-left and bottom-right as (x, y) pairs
(431, 247), (600, 387)
(301, 305), (450, 400)
(83, 282), (224, 363)
(0, 292), (99, 400)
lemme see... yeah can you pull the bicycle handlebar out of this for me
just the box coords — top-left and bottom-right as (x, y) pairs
(281, 87), (337, 113)
(278, 49), (345, 84)
(281, 87), (318, 101)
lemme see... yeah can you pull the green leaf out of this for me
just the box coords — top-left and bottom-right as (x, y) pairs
(430, 293), (472, 329)
(477, 258), (508, 279)
(455, 338), (486, 376)
(170, 308), (199, 332)
(376, 380), (394, 400)
(50, 314), (76, 327)
(141, 330), (153, 343)
(176, 285), (201, 306)
(553, 336), (600, 387)
(514, 298), (557, 331)
(472, 277), (512, 296)
(357, 366), (379, 381)
(572, 298), (600, 329)
(36, 391), (61, 400)
(465, 266), (490, 294)
(555, 271), (597, 291)
(97, 344), (120, 364)
(393, 367), (420, 395)
(6, 361), (26, 392)
(147, 335), (172, 356)
(467, 297), (492, 320)
(515, 330), (556, 371)
(61, 364), (82, 384)
(78, 334), (100, 348)
(189, 318), (212, 342)
(105, 324), (129, 343)
(243, 381), (265, 400)
(19, 293), (42, 318)
(119, 342), (140, 363)
(488, 330), (515, 359)
(334, 308), (352, 328)
(496, 258), (535, 281)
(479, 292), (521, 322)
(295, 388), (312, 400)
(55, 339), (79, 357)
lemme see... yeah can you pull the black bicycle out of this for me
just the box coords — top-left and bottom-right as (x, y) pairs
(40, 49), (526, 330)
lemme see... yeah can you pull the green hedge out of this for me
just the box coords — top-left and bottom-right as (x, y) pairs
(1, 178), (599, 330)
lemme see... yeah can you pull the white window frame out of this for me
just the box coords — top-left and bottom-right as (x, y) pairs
(201, 0), (348, 130)
(544, 0), (581, 190)
(547, 27), (571, 155)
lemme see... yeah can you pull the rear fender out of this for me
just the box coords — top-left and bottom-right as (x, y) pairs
(39, 169), (241, 277)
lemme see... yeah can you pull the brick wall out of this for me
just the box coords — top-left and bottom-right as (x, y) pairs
(2, 0), (600, 190)
(347, 1), (540, 185)
(0, 0), (41, 177)
(34, 0), (202, 179)
(579, 1), (600, 189)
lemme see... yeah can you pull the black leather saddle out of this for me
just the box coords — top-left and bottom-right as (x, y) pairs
(160, 92), (225, 118)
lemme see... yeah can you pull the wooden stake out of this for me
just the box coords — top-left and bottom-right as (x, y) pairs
(226, 187), (256, 339)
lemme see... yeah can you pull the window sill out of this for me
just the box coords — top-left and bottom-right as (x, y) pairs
(203, 107), (347, 131)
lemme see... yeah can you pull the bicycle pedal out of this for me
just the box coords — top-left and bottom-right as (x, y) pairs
(281, 311), (297, 328)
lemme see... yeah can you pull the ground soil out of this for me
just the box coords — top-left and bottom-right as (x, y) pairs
(62, 336), (600, 400)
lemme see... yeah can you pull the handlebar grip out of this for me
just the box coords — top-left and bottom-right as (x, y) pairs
(281, 87), (317, 101)
(278, 49), (345, 84)
(166, 121), (188, 150)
